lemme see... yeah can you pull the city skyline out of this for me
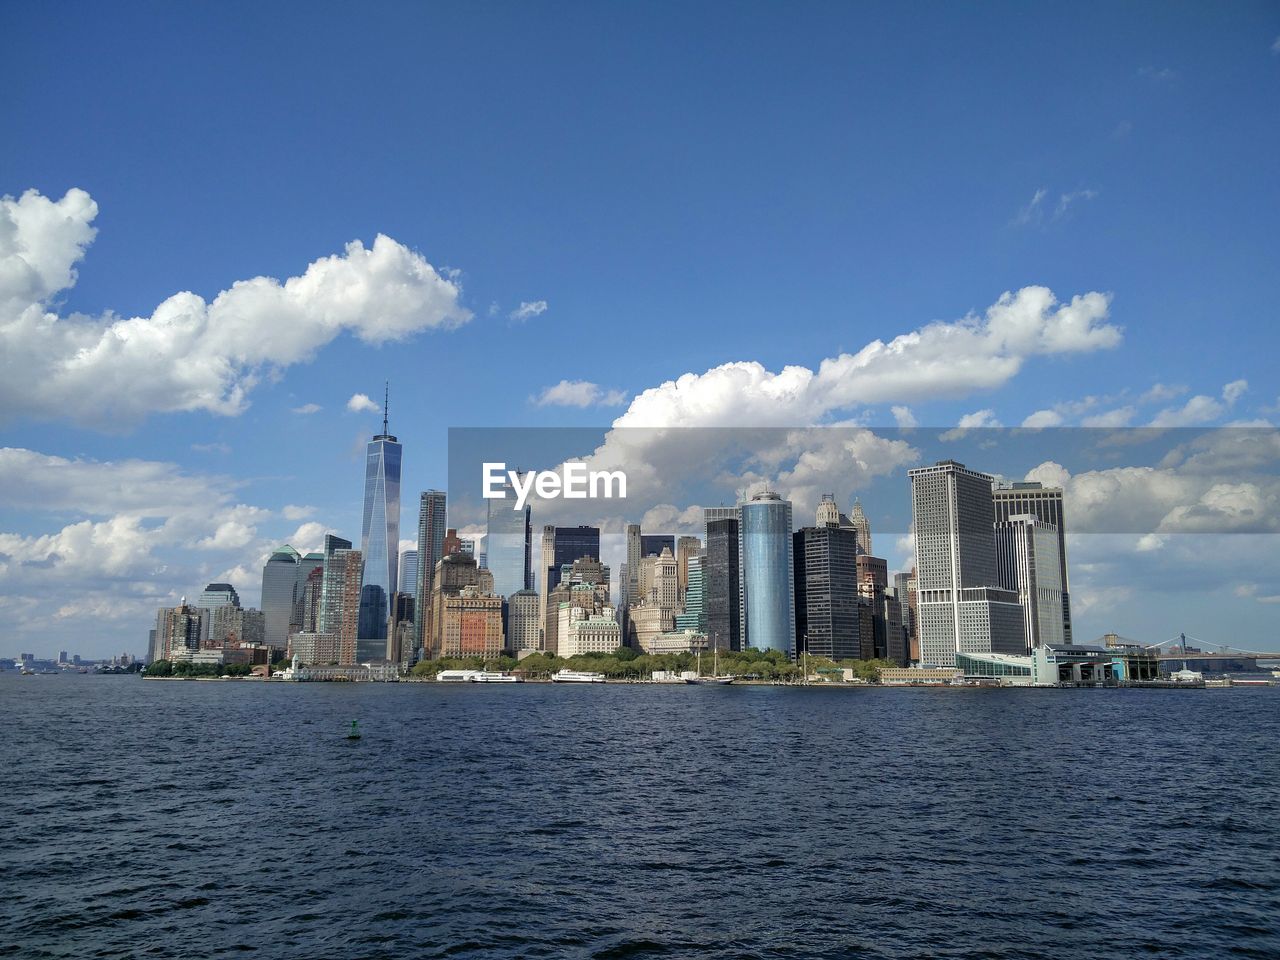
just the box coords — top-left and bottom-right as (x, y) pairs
(3, 4), (1280, 658)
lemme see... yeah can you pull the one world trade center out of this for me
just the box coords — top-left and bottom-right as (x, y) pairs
(358, 386), (401, 660)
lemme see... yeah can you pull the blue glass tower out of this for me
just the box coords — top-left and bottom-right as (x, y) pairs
(487, 471), (531, 598)
(358, 387), (402, 655)
(738, 491), (796, 657)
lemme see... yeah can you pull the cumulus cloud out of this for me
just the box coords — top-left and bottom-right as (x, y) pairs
(347, 393), (381, 413)
(614, 287), (1119, 430)
(1148, 379), (1247, 427)
(534, 380), (628, 408)
(291, 403), (322, 415)
(509, 300), (548, 322)
(1021, 409), (1064, 428)
(0, 188), (471, 428)
(891, 406), (918, 428)
(0, 447), (352, 655)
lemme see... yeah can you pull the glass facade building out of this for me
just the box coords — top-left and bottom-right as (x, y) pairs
(415, 490), (447, 655)
(704, 512), (740, 651)
(261, 546), (300, 652)
(793, 526), (860, 660)
(738, 492), (796, 656)
(358, 409), (402, 646)
(487, 473), (531, 598)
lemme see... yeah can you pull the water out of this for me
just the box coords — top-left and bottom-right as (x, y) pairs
(2, 675), (1278, 959)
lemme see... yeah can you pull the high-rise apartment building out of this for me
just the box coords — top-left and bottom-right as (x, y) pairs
(908, 460), (1025, 667)
(415, 490), (447, 655)
(703, 508), (741, 651)
(358, 390), (402, 649)
(994, 514), (1065, 651)
(992, 482), (1072, 644)
(739, 491), (796, 656)
(318, 534), (353, 633)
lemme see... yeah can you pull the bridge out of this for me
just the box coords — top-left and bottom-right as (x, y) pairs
(1096, 633), (1280, 664)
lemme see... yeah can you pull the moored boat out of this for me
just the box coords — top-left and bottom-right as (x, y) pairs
(552, 669), (606, 683)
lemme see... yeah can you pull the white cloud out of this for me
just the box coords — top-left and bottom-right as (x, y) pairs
(1148, 379), (1247, 427)
(1081, 406), (1135, 428)
(0, 188), (470, 428)
(190, 442), (231, 454)
(1013, 189), (1047, 226)
(347, 393), (381, 414)
(1054, 189), (1098, 219)
(282, 504), (315, 521)
(509, 300), (548, 322)
(534, 380), (628, 408)
(890, 406), (918, 428)
(1140, 383), (1186, 404)
(1021, 409), (1064, 428)
(1222, 379), (1249, 405)
(1014, 188), (1096, 226)
(291, 403), (322, 415)
(1273, 35), (1280, 54)
(614, 287), (1119, 430)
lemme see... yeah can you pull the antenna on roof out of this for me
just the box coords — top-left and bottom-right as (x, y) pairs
(382, 380), (389, 436)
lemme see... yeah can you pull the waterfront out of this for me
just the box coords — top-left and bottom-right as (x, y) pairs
(2, 674), (1278, 959)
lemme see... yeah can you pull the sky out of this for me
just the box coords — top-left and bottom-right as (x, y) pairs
(2, 1), (1279, 659)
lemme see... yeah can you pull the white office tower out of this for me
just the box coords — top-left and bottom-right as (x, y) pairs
(993, 482), (1072, 644)
(908, 460), (1025, 667)
(994, 514), (1064, 651)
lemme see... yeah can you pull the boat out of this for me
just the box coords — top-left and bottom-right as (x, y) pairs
(470, 672), (523, 683)
(551, 669), (606, 683)
(437, 669), (482, 682)
(685, 649), (736, 684)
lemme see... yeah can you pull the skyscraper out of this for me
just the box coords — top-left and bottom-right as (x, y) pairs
(675, 535), (702, 602)
(992, 482), (1072, 644)
(848, 498), (872, 555)
(397, 550), (418, 601)
(793, 525), (861, 660)
(704, 508), (741, 651)
(358, 387), (402, 653)
(625, 523), (642, 605)
(415, 490), (447, 656)
(195, 582), (240, 641)
(640, 534), (674, 559)
(487, 471), (532, 598)
(674, 552), (706, 633)
(261, 546), (300, 653)
(738, 491), (796, 656)
(539, 525), (601, 618)
(318, 534), (353, 632)
(994, 514), (1065, 650)
(908, 460), (1025, 667)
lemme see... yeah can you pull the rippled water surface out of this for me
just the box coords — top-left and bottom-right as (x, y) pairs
(2, 675), (1278, 959)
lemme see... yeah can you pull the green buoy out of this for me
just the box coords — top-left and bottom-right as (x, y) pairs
(346, 719), (361, 740)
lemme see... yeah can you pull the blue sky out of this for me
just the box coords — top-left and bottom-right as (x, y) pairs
(2, 2), (1279, 658)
